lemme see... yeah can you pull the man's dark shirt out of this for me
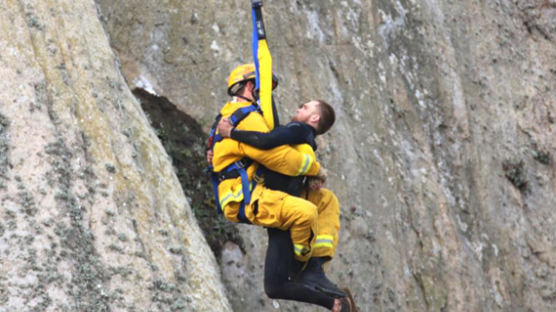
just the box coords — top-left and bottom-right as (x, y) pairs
(231, 122), (317, 196)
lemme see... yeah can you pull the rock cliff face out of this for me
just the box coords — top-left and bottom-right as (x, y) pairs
(96, 1), (555, 311)
(1, 0), (554, 311)
(0, 1), (230, 311)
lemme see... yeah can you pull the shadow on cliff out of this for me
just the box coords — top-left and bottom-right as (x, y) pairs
(132, 88), (244, 259)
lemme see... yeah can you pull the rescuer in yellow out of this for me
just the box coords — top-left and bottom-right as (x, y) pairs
(211, 64), (321, 261)
(216, 99), (341, 261)
(211, 63), (341, 260)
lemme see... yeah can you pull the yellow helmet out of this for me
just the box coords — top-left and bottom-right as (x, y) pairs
(227, 64), (256, 96)
(227, 63), (279, 96)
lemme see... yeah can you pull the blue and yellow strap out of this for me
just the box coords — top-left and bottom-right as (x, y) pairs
(251, 0), (275, 130)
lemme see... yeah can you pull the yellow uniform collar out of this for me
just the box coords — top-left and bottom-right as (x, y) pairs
(220, 100), (255, 117)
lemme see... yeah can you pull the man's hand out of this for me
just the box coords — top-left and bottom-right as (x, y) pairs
(308, 167), (327, 191)
(217, 118), (234, 138)
(316, 167), (327, 183)
(308, 177), (324, 191)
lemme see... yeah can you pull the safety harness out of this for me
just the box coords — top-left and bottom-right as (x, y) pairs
(207, 104), (261, 224)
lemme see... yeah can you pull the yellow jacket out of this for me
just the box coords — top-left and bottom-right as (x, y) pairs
(212, 101), (321, 209)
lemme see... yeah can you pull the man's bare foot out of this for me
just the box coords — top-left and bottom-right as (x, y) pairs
(332, 295), (357, 312)
(332, 298), (342, 312)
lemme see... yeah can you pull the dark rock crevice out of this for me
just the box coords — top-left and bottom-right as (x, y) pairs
(132, 88), (244, 259)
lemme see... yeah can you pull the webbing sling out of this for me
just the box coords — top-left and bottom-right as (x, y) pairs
(207, 104), (260, 223)
(251, 0), (275, 130)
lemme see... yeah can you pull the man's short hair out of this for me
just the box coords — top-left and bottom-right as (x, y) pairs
(315, 100), (335, 135)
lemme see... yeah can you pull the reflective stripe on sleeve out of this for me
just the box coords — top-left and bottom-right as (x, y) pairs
(297, 153), (313, 176)
(313, 234), (334, 249)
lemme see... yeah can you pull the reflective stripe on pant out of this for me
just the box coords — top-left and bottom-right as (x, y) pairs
(302, 187), (340, 259)
(223, 184), (317, 262)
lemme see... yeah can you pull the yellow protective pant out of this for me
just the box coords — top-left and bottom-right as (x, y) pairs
(224, 185), (340, 262)
(302, 187), (341, 259)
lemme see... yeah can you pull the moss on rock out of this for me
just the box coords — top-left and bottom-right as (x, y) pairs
(45, 138), (112, 311)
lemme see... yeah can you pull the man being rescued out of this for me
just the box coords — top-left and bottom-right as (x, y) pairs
(208, 64), (355, 312)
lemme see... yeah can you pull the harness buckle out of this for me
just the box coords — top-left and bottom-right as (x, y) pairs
(218, 171), (235, 182)
(254, 173), (264, 184)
